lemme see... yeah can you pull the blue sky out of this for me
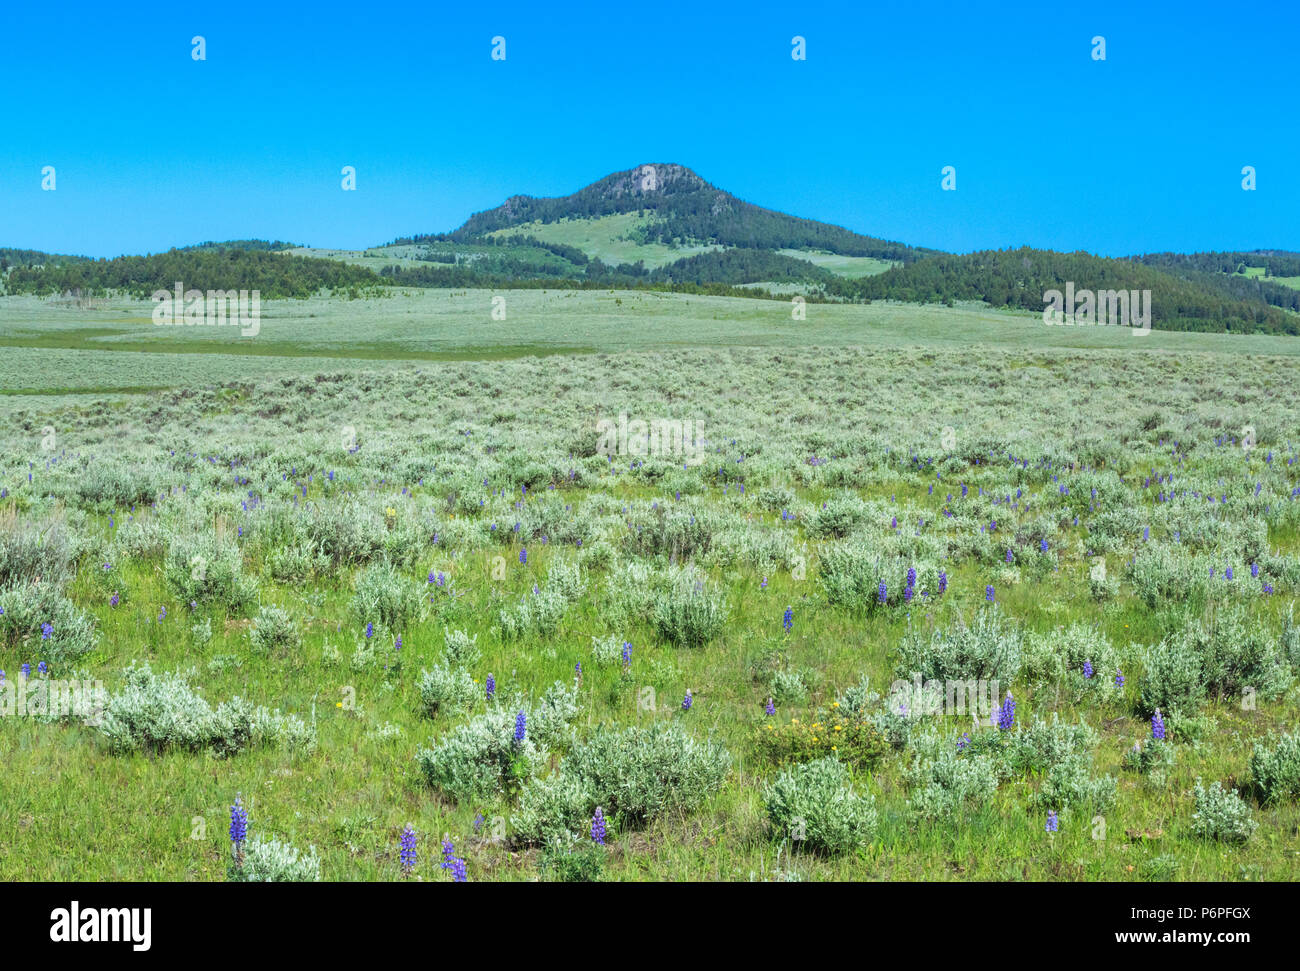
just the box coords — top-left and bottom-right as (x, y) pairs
(2, 0), (1295, 258)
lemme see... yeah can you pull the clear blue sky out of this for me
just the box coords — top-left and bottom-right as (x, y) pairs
(2, 0), (1295, 259)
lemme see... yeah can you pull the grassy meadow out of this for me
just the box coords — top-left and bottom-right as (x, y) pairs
(1, 289), (1299, 882)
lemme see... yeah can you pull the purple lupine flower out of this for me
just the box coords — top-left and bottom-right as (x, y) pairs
(765, 697), (775, 716)
(985, 585), (995, 603)
(519, 548), (527, 565)
(230, 794), (248, 849)
(782, 605), (793, 633)
(877, 580), (888, 605)
(399, 825), (417, 876)
(365, 622), (374, 639)
(904, 585), (914, 603)
(1225, 566), (1234, 580)
(37, 661), (47, 676)
(1152, 709), (1165, 741)
(110, 592), (119, 607)
(1115, 669), (1125, 688)
(591, 807), (607, 845)
(1040, 538), (1048, 553)
(682, 690), (693, 711)
(957, 732), (970, 751)
(1251, 562), (1259, 578)
(1083, 660), (1093, 679)
(21, 663), (31, 681)
(513, 710), (526, 743)
(996, 691), (1015, 731)
(1006, 548), (1013, 564)
(938, 571), (947, 594)
(440, 839), (467, 882)
(485, 673), (495, 701)
(622, 642), (632, 668)
(1046, 810), (1059, 833)
(760, 576), (767, 590)
(41, 622), (53, 640)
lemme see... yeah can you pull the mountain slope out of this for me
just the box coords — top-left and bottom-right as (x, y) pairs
(403, 163), (935, 264)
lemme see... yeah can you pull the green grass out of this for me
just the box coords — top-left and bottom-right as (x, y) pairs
(484, 212), (723, 268)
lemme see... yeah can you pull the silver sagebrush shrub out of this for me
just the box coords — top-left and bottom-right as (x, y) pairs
(229, 836), (322, 882)
(1249, 731), (1300, 804)
(249, 604), (300, 655)
(763, 757), (877, 855)
(1191, 778), (1257, 844)
(511, 723), (731, 844)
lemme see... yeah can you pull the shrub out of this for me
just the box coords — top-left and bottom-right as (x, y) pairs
(351, 561), (424, 632)
(819, 536), (946, 612)
(0, 515), (76, 587)
(228, 836), (322, 882)
(511, 723), (731, 844)
(69, 459), (160, 512)
(164, 535), (258, 610)
(622, 501), (716, 560)
(249, 604), (300, 655)
(768, 668), (808, 706)
(651, 569), (729, 646)
(418, 663), (477, 718)
(589, 633), (627, 667)
(1138, 632), (1205, 718)
(539, 836), (606, 882)
(763, 757), (877, 854)
(905, 735), (1001, 818)
(806, 494), (870, 539)
(416, 682), (580, 801)
(0, 580), (99, 663)
(443, 628), (481, 668)
(498, 586), (568, 639)
(417, 705), (546, 801)
(1022, 623), (1124, 702)
(894, 607), (1023, 684)
(753, 712), (888, 768)
(1191, 779), (1257, 844)
(1249, 731), (1300, 804)
(1035, 754), (1117, 812)
(1140, 609), (1292, 716)
(304, 500), (383, 566)
(97, 664), (315, 757)
(1123, 738), (1176, 774)
(265, 542), (325, 582)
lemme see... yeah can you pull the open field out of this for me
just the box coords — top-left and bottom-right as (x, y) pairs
(2, 290), (1299, 882)
(4, 290), (1300, 399)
